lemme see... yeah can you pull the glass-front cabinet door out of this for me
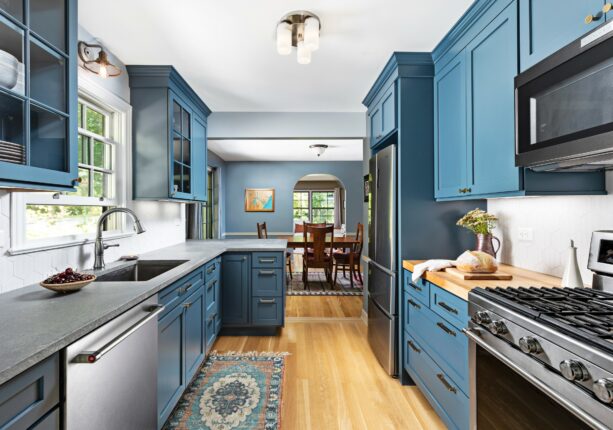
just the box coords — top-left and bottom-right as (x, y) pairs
(170, 93), (193, 199)
(0, 0), (77, 191)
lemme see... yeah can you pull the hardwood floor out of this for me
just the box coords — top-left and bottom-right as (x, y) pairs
(213, 319), (445, 430)
(286, 296), (364, 318)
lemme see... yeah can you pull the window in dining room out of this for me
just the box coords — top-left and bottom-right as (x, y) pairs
(292, 190), (336, 224)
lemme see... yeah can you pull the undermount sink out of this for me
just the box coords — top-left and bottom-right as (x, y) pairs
(95, 260), (188, 282)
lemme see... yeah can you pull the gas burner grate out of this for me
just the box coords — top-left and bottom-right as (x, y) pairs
(475, 287), (613, 354)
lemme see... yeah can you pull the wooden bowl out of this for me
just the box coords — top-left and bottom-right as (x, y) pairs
(40, 275), (96, 294)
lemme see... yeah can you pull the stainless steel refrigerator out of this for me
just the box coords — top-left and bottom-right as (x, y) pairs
(366, 143), (397, 376)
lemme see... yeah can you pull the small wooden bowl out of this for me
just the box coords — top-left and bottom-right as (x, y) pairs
(40, 275), (97, 294)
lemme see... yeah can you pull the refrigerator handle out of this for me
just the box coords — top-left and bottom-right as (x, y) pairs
(376, 167), (380, 189)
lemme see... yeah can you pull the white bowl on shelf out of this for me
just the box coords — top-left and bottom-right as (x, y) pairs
(0, 50), (19, 90)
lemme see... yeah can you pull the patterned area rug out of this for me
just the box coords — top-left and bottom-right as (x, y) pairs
(287, 270), (363, 296)
(164, 352), (288, 430)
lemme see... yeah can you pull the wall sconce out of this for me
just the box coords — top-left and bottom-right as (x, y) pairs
(78, 41), (122, 78)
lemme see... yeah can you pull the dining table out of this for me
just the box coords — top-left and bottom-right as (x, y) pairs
(280, 233), (360, 249)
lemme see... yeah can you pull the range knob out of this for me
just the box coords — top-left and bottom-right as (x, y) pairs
(559, 360), (590, 382)
(519, 336), (542, 354)
(473, 311), (491, 325)
(488, 320), (508, 335)
(593, 379), (613, 404)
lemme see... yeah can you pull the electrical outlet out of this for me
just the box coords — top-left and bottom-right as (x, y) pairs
(0, 230), (4, 248)
(518, 227), (533, 242)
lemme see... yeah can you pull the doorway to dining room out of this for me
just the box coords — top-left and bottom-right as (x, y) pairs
(287, 174), (364, 304)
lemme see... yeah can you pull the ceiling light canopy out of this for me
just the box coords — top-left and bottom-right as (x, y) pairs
(309, 144), (328, 157)
(276, 11), (321, 65)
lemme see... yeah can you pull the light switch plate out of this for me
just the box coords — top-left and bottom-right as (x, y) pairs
(518, 227), (533, 242)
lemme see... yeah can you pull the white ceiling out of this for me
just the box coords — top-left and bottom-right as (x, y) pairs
(208, 139), (363, 161)
(78, 0), (473, 112)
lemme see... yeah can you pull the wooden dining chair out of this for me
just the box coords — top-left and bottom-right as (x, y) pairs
(333, 223), (364, 288)
(302, 225), (334, 290)
(257, 222), (293, 280)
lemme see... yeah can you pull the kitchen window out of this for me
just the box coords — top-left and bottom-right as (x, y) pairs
(10, 80), (130, 254)
(292, 190), (336, 224)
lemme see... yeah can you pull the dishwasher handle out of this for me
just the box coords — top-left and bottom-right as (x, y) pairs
(73, 304), (165, 364)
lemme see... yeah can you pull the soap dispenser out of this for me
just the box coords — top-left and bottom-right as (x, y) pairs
(562, 240), (584, 288)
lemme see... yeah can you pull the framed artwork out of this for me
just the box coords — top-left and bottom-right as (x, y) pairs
(245, 188), (275, 212)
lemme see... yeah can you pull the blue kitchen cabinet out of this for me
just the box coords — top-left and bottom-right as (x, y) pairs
(221, 253), (251, 326)
(402, 270), (469, 430)
(434, 53), (468, 199)
(0, 0), (79, 192)
(432, 0), (605, 201)
(184, 285), (205, 383)
(368, 82), (397, 149)
(519, 0), (606, 71)
(221, 252), (286, 333)
(128, 66), (211, 202)
(0, 353), (60, 429)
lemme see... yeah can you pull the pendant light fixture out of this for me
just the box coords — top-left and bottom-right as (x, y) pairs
(276, 11), (320, 64)
(78, 41), (122, 78)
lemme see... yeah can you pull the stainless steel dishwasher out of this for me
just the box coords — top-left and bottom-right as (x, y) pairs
(65, 296), (164, 430)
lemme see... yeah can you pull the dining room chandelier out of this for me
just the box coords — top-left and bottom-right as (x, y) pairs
(276, 11), (321, 65)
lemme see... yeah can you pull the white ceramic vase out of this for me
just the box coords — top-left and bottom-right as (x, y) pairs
(0, 49), (19, 90)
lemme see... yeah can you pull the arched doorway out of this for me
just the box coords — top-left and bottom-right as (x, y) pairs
(291, 173), (346, 231)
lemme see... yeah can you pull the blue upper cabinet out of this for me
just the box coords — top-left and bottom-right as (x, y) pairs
(432, 0), (605, 201)
(128, 66), (211, 202)
(0, 0), (78, 192)
(367, 81), (397, 149)
(434, 53), (468, 198)
(519, 0), (606, 71)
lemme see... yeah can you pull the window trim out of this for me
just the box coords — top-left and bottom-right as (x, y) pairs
(8, 72), (132, 255)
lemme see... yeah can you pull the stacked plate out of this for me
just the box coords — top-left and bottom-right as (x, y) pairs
(0, 140), (25, 164)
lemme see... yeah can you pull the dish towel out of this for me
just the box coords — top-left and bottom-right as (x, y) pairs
(411, 260), (456, 282)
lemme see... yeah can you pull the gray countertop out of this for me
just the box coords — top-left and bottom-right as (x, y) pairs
(0, 239), (287, 385)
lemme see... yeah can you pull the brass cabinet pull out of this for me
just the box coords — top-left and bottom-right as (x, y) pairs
(407, 299), (421, 309)
(259, 258), (276, 264)
(178, 283), (193, 294)
(437, 373), (457, 394)
(259, 270), (276, 276)
(407, 340), (421, 353)
(409, 283), (422, 292)
(259, 298), (276, 304)
(183, 302), (193, 308)
(206, 265), (216, 274)
(604, 3), (612, 13)
(458, 187), (473, 194)
(438, 301), (458, 315)
(207, 280), (216, 290)
(437, 321), (457, 337)
(585, 11), (603, 24)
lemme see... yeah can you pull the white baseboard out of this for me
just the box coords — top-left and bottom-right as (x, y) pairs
(361, 309), (368, 326)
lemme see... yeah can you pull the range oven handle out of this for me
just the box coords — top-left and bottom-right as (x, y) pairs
(463, 328), (609, 430)
(74, 304), (165, 364)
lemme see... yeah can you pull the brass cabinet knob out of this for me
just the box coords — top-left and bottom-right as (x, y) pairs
(585, 11), (603, 24)
(604, 3), (612, 14)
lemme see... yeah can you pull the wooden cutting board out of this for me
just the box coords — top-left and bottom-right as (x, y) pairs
(445, 267), (513, 281)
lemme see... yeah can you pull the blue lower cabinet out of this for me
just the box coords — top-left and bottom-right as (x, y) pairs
(251, 297), (283, 326)
(0, 353), (59, 430)
(430, 284), (469, 329)
(206, 313), (217, 352)
(157, 303), (185, 429)
(205, 277), (219, 316)
(184, 285), (205, 382)
(31, 407), (60, 430)
(221, 254), (251, 326)
(406, 333), (469, 430)
(252, 268), (283, 296)
(404, 270), (430, 306)
(252, 252), (284, 269)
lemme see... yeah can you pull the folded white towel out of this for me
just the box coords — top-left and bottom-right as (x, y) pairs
(412, 259), (456, 282)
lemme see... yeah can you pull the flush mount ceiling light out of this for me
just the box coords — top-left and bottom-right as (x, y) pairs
(309, 144), (328, 157)
(276, 11), (321, 64)
(78, 41), (122, 78)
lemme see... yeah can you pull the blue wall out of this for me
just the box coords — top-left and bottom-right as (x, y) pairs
(223, 161), (363, 235)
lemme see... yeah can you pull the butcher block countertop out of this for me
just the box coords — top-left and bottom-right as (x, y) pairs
(402, 260), (562, 301)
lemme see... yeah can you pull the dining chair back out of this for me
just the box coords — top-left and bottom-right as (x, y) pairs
(352, 223), (364, 255)
(302, 224), (335, 289)
(257, 222), (268, 239)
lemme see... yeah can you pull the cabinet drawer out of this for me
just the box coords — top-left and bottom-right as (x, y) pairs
(404, 270), (430, 305)
(0, 353), (59, 430)
(251, 297), (283, 326)
(205, 277), (219, 316)
(252, 252), (284, 269)
(159, 268), (204, 315)
(31, 407), (59, 430)
(252, 268), (283, 297)
(204, 258), (220, 282)
(406, 334), (469, 430)
(430, 285), (468, 329)
(206, 313), (217, 353)
(406, 295), (468, 394)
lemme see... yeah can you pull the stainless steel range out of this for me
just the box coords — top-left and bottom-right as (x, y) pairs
(464, 287), (613, 430)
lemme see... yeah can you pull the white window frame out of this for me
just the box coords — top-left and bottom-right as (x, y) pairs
(9, 73), (132, 255)
(292, 189), (336, 224)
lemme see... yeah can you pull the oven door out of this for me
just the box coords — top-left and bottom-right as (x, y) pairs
(464, 325), (610, 430)
(515, 22), (613, 170)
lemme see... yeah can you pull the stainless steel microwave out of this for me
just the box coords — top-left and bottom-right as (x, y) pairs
(515, 21), (613, 171)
